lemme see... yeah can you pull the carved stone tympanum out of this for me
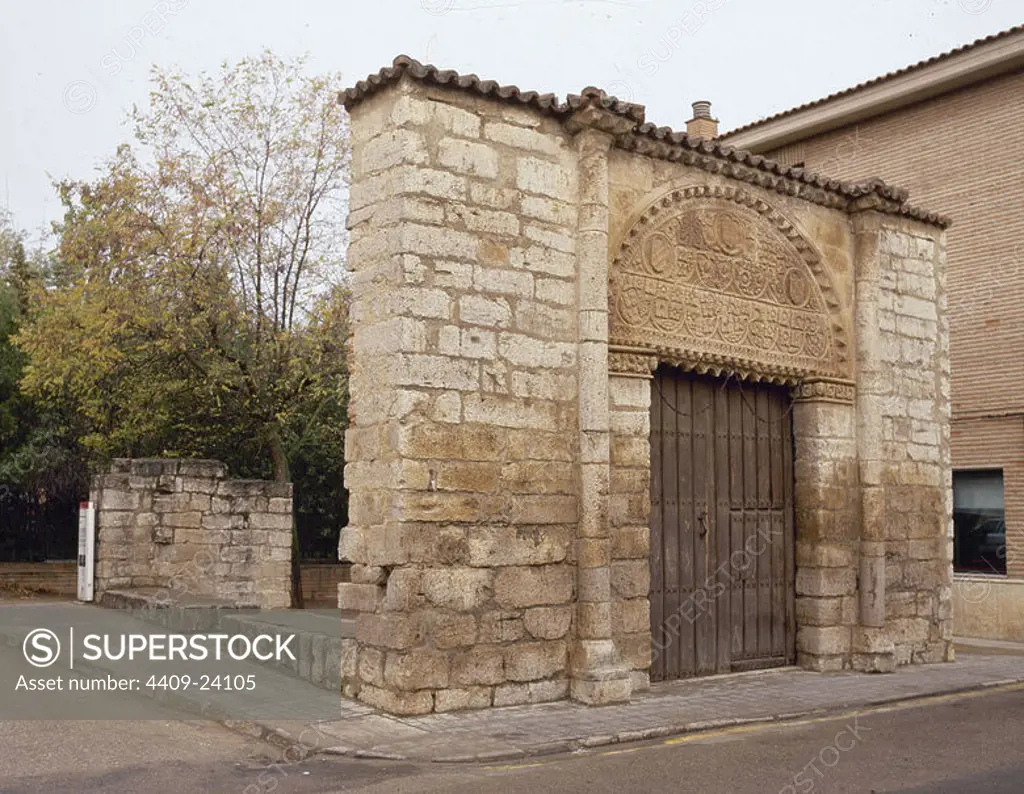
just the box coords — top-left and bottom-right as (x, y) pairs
(610, 186), (848, 381)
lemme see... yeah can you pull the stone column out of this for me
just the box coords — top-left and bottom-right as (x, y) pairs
(791, 381), (859, 671)
(569, 120), (631, 705)
(850, 207), (896, 672)
(608, 352), (658, 692)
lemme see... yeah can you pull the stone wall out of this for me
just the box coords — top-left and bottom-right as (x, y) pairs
(91, 459), (292, 609)
(339, 80), (583, 715)
(608, 371), (654, 691)
(338, 57), (953, 715)
(788, 214), (953, 673)
(871, 221), (953, 664)
(790, 394), (860, 671)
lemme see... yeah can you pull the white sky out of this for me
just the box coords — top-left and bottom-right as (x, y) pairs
(0, 0), (1020, 235)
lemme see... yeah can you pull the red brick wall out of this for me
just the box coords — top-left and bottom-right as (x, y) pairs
(759, 70), (1024, 577)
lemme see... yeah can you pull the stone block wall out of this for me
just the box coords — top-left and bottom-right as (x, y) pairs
(790, 213), (953, 673)
(791, 397), (860, 671)
(608, 369), (654, 691)
(91, 459), (292, 609)
(339, 79), (584, 715)
(872, 221), (954, 664)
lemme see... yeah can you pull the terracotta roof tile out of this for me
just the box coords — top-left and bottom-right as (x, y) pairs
(724, 24), (1024, 137)
(341, 56), (950, 228)
(345, 55), (554, 117)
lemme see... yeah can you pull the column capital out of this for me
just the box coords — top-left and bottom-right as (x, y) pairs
(608, 348), (658, 379)
(792, 377), (856, 405)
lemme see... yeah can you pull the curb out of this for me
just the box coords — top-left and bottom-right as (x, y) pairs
(232, 676), (1024, 764)
(6, 617), (1021, 765)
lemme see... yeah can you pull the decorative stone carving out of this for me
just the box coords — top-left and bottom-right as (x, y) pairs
(608, 350), (658, 378)
(792, 377), (856, 404)
(609, 186), (849, 382)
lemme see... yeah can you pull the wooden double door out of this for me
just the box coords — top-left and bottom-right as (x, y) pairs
(649, 367), (796, 681)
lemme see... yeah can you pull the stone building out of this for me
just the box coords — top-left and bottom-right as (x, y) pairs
(336, 55), (953, 715)
(722, 25), (1024, 640)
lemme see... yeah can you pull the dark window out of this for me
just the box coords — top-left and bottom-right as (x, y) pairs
(953, 469), (1006, 575)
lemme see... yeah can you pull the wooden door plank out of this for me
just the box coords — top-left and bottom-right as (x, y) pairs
(756, 388), (772, 659)
(743, 388), (759, 662)
(782, 394), (796, 664)
(693, 377), (714, 675)
(728, 385), (745, 660)
(770, 391), (782, 659)
(714, 382), (731, 674)
(665, 372), (682, 679)
(649, 369), (665, 682)
(676, 376), (694, 678)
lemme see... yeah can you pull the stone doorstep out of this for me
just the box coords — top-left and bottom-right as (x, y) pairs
(241, 655), (1024, 764)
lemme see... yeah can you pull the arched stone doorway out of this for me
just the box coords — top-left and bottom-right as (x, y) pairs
(607, 185), (857, 681)
(609, 184), (850, 382)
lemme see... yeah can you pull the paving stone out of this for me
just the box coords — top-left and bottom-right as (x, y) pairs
(244, 653), (1024, 762)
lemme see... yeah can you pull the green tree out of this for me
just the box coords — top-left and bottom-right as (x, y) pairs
(17, 53), (351, 604)
(0, 211), (88, 510)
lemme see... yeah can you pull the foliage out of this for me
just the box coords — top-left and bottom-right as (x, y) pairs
(15, 53), (351, 597)
(0, 211), (89, 503)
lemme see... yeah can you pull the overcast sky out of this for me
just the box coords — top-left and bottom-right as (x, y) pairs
(0, 0), (1019, 236)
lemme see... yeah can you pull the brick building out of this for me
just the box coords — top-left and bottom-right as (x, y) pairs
(723, 25), (1024, 639)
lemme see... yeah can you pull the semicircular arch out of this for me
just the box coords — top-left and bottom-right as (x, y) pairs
(609, 184), (850, 383)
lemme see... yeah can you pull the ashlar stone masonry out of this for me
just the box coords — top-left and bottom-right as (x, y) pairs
(337, 56), (954, 715)
(92, 458), (292, 609)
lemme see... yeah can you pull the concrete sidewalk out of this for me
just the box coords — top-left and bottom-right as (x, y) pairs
(255, 649), (1024, 763)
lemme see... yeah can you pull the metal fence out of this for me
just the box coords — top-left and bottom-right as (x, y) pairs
(0, 490), (78, 562)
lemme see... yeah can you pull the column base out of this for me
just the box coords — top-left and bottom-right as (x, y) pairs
(572, 676), (632, 705)
(570, 639), (632, 706)
(852, 627), (897, 673)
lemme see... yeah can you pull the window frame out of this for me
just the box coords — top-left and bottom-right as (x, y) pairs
(952, 468), (1007, 576)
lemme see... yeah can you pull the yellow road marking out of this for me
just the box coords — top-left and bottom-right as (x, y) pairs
(483, 682), (1024, 773)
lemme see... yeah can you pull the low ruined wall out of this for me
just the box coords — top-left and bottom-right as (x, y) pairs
(91, 459), (292, 609)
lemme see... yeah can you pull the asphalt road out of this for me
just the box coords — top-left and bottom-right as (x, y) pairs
(0, 686), (1022, 793)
